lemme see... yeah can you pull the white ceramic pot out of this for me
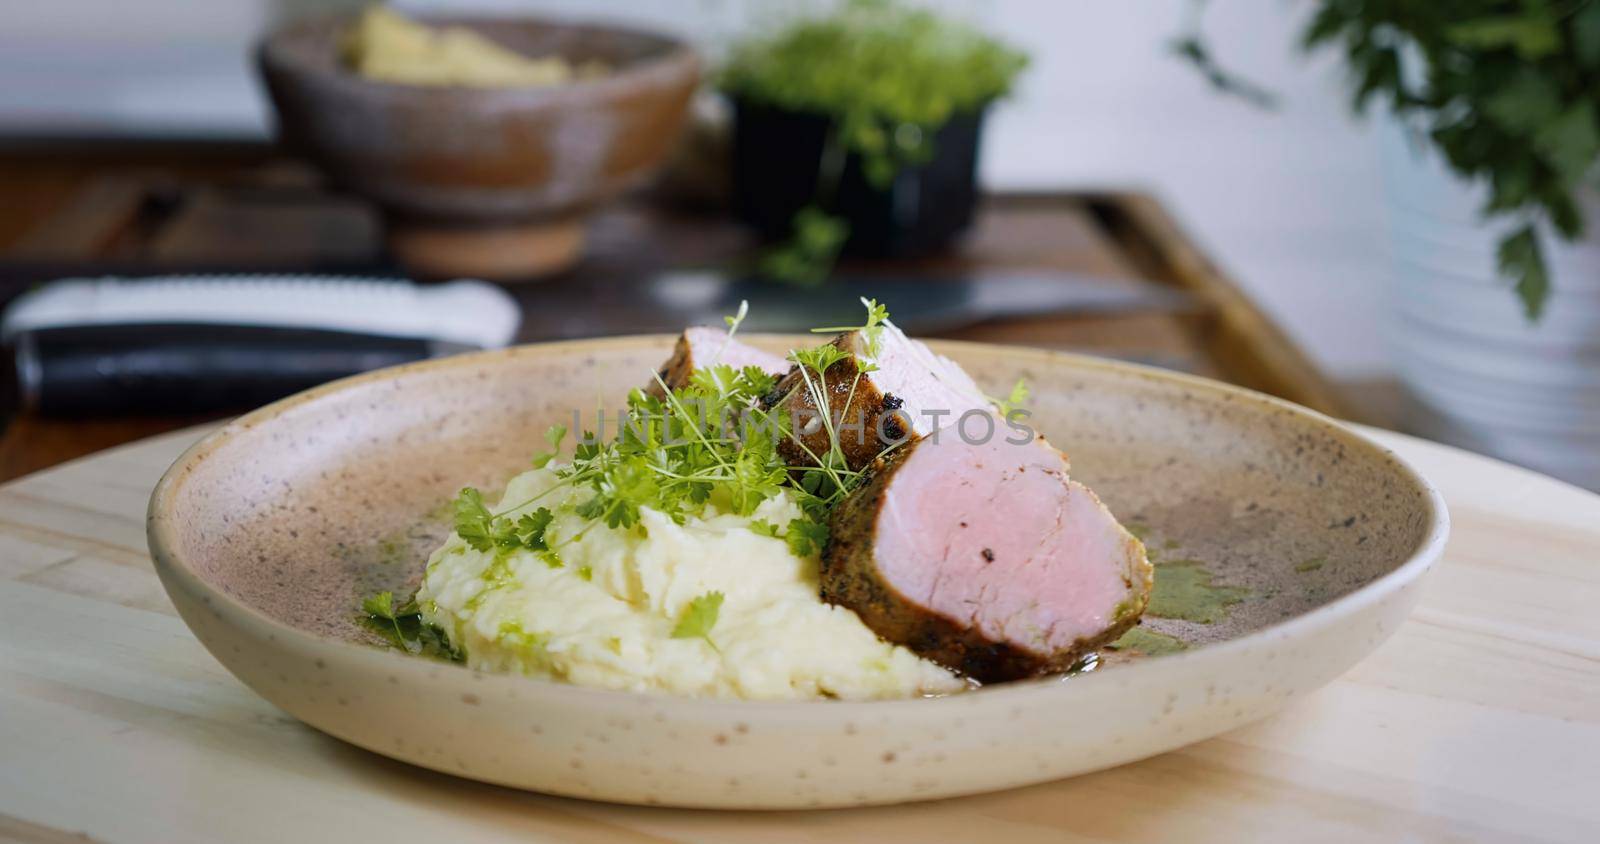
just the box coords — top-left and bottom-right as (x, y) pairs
(1379, 121), (1600, 490)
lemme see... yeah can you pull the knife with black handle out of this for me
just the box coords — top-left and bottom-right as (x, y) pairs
(12, 323), (455, 416)
(2, 270), (1191, 416)
(2, 276), (519, 417)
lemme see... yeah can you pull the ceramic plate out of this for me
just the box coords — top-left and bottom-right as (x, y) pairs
(147, 336), (1448, 808)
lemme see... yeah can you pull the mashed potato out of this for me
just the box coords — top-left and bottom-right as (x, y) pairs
(417, 466), (963, 700)
(344, 7), (604, 88)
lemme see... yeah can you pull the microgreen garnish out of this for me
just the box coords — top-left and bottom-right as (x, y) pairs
(532, 423), (567, 468)
(778, 296), (911, 519)
(725, 299), (750, 333)
(671, 591), (725, 647)
(717, 298), (751, 363)
(809, 297), (890, 357)
(992, 377), (1030, 418)
(780, 299), (910, 514)
(780, 351), (861, 505)
(360, 590), (464, 662)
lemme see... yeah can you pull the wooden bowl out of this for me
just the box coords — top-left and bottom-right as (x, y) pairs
(147, 337), (1448, 808)
(258, 14), (700, 280)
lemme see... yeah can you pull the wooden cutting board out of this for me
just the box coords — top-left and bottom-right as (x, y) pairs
(1, 424), (1597, 842)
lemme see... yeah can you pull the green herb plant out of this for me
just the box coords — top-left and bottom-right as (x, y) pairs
(720, 0), (1028, 283)
(1178, 0), (1600, 320)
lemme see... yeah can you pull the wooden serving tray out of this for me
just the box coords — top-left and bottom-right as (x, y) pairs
(0, 155), (1356, 480)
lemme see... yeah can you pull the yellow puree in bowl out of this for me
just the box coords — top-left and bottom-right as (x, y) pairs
(417, 466), (962, 700)
(344, 7), (605, 88)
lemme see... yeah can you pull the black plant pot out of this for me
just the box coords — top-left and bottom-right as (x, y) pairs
(730, 98), (985, 259)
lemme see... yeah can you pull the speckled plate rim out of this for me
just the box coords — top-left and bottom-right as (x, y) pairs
(147, 335), (1451, 719)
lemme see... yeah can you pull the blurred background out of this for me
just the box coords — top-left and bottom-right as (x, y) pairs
(3, 0), (1597, 488)
(3, 1), (1392, 369)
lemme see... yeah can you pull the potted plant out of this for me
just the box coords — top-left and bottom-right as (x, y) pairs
(717, 0), (1028, 281)
(1183, 1), (1600, 487)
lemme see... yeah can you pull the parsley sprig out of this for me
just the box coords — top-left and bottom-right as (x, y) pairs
(671, 591), (725, 649)
(360, 591), (464, 662)
(454, 489), (555, 554)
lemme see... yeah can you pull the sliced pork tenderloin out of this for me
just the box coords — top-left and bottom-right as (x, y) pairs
(649, 326), (792, 397)
(766, 323), (992, 471)
(822, 425), (1152, 682)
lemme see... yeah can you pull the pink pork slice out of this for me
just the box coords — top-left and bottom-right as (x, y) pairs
(822, 423), (1152, 681)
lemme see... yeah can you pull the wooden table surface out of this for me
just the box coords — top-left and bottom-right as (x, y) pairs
(1, 423), (1596, 843)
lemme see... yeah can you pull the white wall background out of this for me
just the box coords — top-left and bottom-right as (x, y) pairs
(0, 0), (1401, 378)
